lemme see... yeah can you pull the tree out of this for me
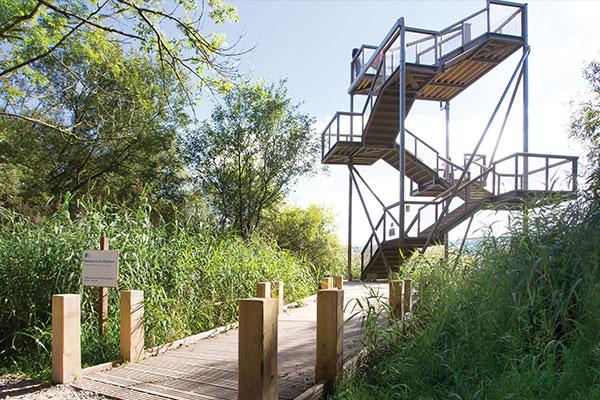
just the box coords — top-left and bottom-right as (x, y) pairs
(571, 61), (600, 196)
(1, 0), (242, 133)
(260, 204), (345, 276)
(186, 80), (318, 237)
(0, 33), (189, 216)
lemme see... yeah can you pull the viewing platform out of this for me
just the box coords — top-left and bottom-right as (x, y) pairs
(319, 0), (579, 279)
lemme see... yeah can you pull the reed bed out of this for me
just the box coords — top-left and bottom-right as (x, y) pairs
(0, 199), (324, 378)
(334, 198), (600, 399)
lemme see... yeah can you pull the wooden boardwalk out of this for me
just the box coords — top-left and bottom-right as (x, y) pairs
(73, 281), (388, 400)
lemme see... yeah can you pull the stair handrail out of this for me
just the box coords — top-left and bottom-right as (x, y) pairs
(359, 212), (386, 273)
(405, 128), (468, 185)
(404, 166), (494, 238)
(360, 151), (576, 272)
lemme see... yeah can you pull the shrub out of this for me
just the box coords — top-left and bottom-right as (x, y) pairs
(260, 204), (346, 277)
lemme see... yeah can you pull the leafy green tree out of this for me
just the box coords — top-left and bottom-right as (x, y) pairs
(260, 204), (345, 276)
(571, 60), (600, 196)
(0, 34), (189, 215)
(186, 80), (318, 237)
(0, 0), (239, 84)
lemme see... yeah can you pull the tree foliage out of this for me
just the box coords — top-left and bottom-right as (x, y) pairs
(0, 33), (189, 215)
(571, 60), (600, 195)
(261, 204), (345, 276)
(186, 80), (318, 237)
(0, 0), (239, 83)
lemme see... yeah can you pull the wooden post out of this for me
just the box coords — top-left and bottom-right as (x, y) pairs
(389, 280), (402, 319)
(120, 290), (144, 362)
(320, 277), (333, 289)
(334, 276), (344, 290)
(238, 298), (278, 400)
(52, 294), (81, 384)
(257, 282), (271, 298)
(403, 279), (412, 316)
(98, 235), (109, 335)
(274, 281), (284, 314)
(316, 289), (344, 391)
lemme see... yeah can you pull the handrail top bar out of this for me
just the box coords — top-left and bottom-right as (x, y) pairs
(335, 111), (363, 117)
(350, 44), (379, 64)
(349, 18), (403, 93)
(438, 155), (465, 171)
(405, 26), (439, 36)
(492, 152), (578, 165)
(406, 129), (439, 155)
(438, 7), (487, 35)
(489, 0), (527, 8)
(385, 200), (436, 210)
(321, 110), (364, 132)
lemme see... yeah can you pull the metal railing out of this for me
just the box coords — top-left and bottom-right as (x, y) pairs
(349, 0), (524, 93)
(320, 112), (362, 159)
(406, 130), (467, 193)
(325, 1), (525, 160)
(360, 152), (578, 274)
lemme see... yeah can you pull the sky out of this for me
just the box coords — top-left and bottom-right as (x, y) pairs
(204, 0), (600, 246)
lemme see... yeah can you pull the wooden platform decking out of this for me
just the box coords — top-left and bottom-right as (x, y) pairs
(72, 282), (388, 400)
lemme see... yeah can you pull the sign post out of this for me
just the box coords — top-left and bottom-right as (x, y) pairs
(81, 236), (119, 335)
(99, 236), (109, 335)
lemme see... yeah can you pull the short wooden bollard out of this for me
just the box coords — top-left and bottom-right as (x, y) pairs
(403, 279), (412, 315)
(316, 288), (344, 391)
(120, 290), (144, 362)
(52, 294), (81, 384)
(274, 281), (284, 313)
(238, 298), (278, 400)
(257, 281), (271, 298)
(334, 276), (344, 290)
(320, 276), (333, 289)
(389, 280), (402, 319)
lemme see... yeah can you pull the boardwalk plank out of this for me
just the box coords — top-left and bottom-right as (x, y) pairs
(74, 282), (388, 400)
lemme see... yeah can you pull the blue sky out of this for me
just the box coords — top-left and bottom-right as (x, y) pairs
(206, 1), (600, 245)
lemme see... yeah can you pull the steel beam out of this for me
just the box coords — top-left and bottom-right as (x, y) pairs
(421, 48), (529, 253)
(398, 18), (406, 254)
(522, 3), (529, 190)
(349, 166), (391, 275)
(351, 165), (400, 227)
(347, 165), (353, 281)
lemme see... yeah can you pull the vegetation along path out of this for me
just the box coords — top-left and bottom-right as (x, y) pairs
(72, 282), (387, 400)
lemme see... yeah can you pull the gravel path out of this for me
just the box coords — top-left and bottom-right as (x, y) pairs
(0, 374), (106, 399)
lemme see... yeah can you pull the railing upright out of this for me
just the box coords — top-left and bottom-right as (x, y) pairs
(486, 2), (491, 32)
(545, 157), (549, 191)
(514, 155), (519, 191)
(572, 159), (578, 192)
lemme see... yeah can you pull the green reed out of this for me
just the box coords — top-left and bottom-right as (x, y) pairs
(0, 198), (327, 379)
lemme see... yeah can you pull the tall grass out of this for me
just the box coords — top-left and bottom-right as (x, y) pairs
(0, 197), (326, 379)
(334, 198), (600, 399)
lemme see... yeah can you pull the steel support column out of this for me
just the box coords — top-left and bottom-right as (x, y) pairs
(445, 101), (450, 161)
(398, 18), (406, 253)
(522, 3), (529, 190)
(350, 95), (354, 141)
(421, 49), (529, 253)
(347, 164), (353, 281)
(444, 101), (450, 260)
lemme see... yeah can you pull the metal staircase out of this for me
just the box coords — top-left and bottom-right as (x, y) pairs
(321, 1), (579, 279)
